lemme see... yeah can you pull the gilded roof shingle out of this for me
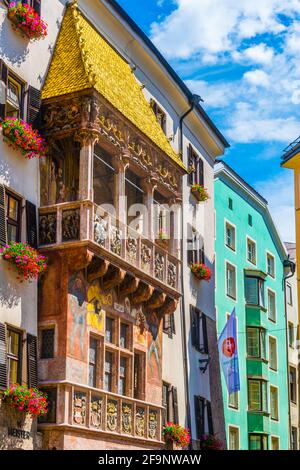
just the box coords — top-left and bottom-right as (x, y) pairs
(42, 4), (185, 170)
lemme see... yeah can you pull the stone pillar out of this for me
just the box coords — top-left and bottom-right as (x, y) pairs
(112, 153), (129, 225)
(76, 131), (99, 201)
(141, 176), (158, 241)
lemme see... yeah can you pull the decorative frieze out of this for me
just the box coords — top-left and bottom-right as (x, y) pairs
(126, 236), (137, 264)
(73, 392), (86, 426)
(62, 209), (80, 241)
(121, 403), (133, 435)
(94, 214), (107, 246)
(39, 213), (57, 245)
(90, 397), (103, 429)
(135, 407), (145, 438)
(155, 252), (165, 282)
(148, 410), (158, 440)
(141, 244), (152, 272)
(110, 225), (121, 256)
(167, 262), (177, 289)
(106, 400), (118, 432)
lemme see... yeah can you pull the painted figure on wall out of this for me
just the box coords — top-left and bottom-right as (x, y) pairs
(87, 281), (106, 333)
(68, 272), (87, 359)
(147, 312), (161, 380)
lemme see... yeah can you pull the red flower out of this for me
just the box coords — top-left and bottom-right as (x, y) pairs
(190, 263), (212, 281)
(1, 242), (47, 282)
(4, 384), (48, 418)
(1, 117), (46, 159)
(8, 2), (48, 40)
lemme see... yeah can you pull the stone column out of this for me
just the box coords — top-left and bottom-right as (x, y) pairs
(76, 130), (99, 201)
(141, 176), (158, 241)
(112, 153), (129, 225)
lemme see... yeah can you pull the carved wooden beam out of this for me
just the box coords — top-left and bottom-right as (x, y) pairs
(65, 247), (94, 272)
(131, 282), (154, 305)
(102, 266), (126, 290)
(119, 275), (140, 297)
(159, 297), (178, 316)
(145, 291), (166, 311)
(87, 259), (110, 283)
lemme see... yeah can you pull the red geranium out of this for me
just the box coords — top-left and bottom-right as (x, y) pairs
(163, 423), (191, 449)
(1, 117), (46, 159)
(4, 384), (48, 417)
(8, 2), (47, 40)
(190, 262), (212, 281)
(1, 242), (47, 282)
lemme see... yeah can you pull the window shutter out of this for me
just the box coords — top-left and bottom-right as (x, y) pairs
(172, 387), (179, 424)
(26, 200), (37, 248)
(194, 396), (205, 439)
(163, 314), (172, 338)
(162, 384), (168, 426)
(190, 307), (200, 350)
(33, 0), (41, 15)
(188, 145), (194, 185)
(198, 158), (204, 186)
(27, 334), (38, 388)
(0, 323), (7, 390)
(0, 184), (7, 247)
(201, 313), (209, 354)
(0, 60), (8, 120)
(206, 400), (213, 434)
(27, 86), (41, 128)
(170, 313), (176, 335)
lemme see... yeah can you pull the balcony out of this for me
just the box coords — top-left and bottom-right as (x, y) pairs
(38, 200), (180, 295)
(38, 381), (163, 447)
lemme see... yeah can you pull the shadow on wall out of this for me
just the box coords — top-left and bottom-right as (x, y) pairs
(0, 157), (12, 186)
(0, 5), (30, 65)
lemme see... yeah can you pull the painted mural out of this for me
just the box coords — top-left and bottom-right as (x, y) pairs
(68, 271), (88, 360)
(147, 312), (161, 382)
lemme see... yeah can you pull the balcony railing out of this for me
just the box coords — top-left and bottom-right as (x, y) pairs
(39, 201), (180, 292)
(39, 381), (163, 444)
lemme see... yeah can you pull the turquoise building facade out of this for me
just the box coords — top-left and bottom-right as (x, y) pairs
(214, 161), (290, 450)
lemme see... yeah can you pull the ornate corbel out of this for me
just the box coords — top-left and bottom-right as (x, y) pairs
(102, 266), (126, 290)
(75, 129), (99, 149)
(119, 275), (140, 297)
(87, 258), (110, 283)
(65, 247), (94, 272)
(159, 297), (178, 316)
(145, 291), (166, 311)
(131, 282), (154, 305)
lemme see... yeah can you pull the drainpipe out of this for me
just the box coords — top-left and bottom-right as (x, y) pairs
(283, 257), (296, 450)
(179, 94), (203, 445)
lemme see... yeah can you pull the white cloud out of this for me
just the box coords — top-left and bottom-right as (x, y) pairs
(255, 172), (295, 242)
(243, 69), (270, 87)
(235, 44), (274, 65)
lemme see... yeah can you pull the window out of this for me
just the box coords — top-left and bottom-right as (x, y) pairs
(104, 351), (113, 392)
(247, 238), (256, 265)
(248, 214), (253, 227)
(105, 316), (114, 344)
(6, 191), (21, 243)
(188, 145), (204, 186)
(267, 253), (275, 277)
(247, 328), (266, 360)
(269, 337), (277, 371)
(245, 276), (265, 307)
(287, 284), (293, 306)
(248, 379), (268, 412)
(268, 290), (276, 322)
(289, 322), (295, 348)
(190, 306), (208, 354)
(163, 313), (176, 338)
(119, 356), (127, 396)
(41, 328), (54, 359)
(226, 263), (236, 299)
(249, 434), (268, 450)
(229, 427), (239, 450)
(225, 222), (235, 251)
(291, 427), (298, 450)
(270, 386), (278, 420)
(134, 352), (145, 400)
(120, 323), (128, 349)
(228, 198), (233, 210)
(228, 391), (239, 409)
(194, 396), (205, 438)
(38, 388), (57, 424)
(88, 337), (98, 388)
(271, 436), (279, 450)
(290, 367), (297, 403)
(187, 226), (204, 265)
(150, 99), (166, 134)
(162, 383), (179, 425)
(7, 328), (22, 384)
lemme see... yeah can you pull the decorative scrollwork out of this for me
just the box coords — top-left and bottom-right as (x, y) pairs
(94, 214), (107, 246)
(148, 410), (158, 439)
(62, 209), (80, 241)
(73, 392), (86, 426)
(107, 400), (118, 432)
(121, 403), (133, 434)
(141, 244), (152, 272)
(167, 262), (177, 288)
(135, 407), (145, 437)
(127, 236), (137, 264)
(110, 226), (121, 255)
(90, 397), (103, 429)
(155, 252), (165, 282)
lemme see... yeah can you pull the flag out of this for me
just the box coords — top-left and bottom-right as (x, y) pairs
(218, 308), (240, 394)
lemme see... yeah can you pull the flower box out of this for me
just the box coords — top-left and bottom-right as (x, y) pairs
(163, 423), (190, 450)
(190, 262), (212, 281)
(7, 2), (47, 40)
(191, 184), (209, 202)
(1, 242), (47, 282)
(1, 117), (46, 159)
(4, 384), (48, 418)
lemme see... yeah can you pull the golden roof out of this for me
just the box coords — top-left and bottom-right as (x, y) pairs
(42, 2), (185, 170)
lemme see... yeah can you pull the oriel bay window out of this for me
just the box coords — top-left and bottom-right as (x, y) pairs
(93, 147), (115, 207)
(88, 336), (98, 388)
(104, 351), (114, 392)
(245, 275), (265, 307)
(249, 434), (268, 450)
(119, 356), (128, 396)
(248, 379), (268, 413)
(247, 327), (266, 360)
(125, 169), (144, 228)
(105, 316), (115, 344)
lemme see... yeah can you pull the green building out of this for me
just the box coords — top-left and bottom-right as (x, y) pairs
(214, 161), (290, 450)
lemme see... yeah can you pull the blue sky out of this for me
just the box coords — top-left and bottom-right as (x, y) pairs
(117, 0), (300, 242)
